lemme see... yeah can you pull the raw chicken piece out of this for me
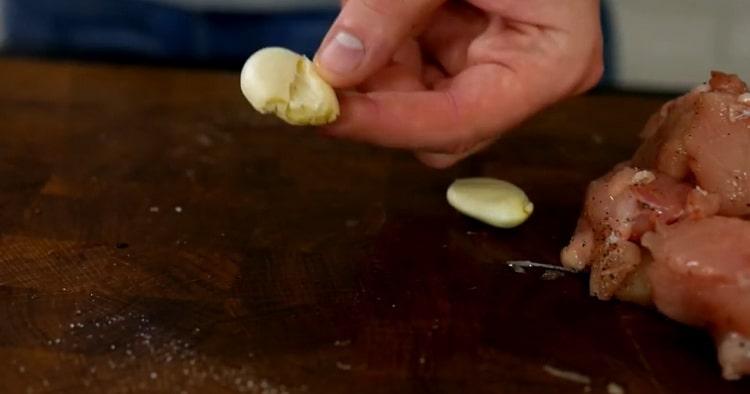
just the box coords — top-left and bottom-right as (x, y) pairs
(632, 71), (750, 216)
(562, 71), (750, 379)
(642, 217), (750, 380)
(560, 166), (719, 299)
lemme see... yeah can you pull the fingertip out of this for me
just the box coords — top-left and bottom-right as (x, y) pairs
(415, 152), (460, 169)
(415, 137), (496, 168)
(315, 0), (443, 88)
(314, 29), (367, 88)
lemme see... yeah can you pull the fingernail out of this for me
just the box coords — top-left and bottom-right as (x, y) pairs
(318, 30), (365, 74)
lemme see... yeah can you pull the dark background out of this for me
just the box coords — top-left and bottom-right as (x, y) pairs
(0, 0), (616, 84)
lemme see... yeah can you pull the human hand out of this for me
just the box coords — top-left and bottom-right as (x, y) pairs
(314, 0), (603, 168)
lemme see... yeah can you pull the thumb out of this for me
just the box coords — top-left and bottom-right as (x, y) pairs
(314, 0), (443, 88)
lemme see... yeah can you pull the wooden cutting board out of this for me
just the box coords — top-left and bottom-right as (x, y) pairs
(0, 58), (747, 393)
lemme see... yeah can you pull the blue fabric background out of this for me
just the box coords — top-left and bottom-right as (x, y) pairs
(4, 0), (337, 64)
(2, 0), (613, 83)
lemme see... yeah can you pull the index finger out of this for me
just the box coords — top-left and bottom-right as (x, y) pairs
(321, 64), (538, 153)
(314, 0), (444, 88)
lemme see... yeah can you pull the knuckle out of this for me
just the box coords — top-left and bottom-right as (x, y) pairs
(358, 0), (401, 17)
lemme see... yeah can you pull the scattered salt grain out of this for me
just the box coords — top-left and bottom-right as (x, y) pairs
(631, 170), (655, 185)
(196, 134), (213, 147)
(542, 365), (591, 385)
(333, 340), (351, 347)
(541, 270), (565, 281)
(608, 382), (625, 394)
(606, 232), (620, 245)
(729, 107), (750, 122)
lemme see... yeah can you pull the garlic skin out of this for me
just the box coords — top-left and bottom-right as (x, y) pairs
(447, 178), (534, 228)
(240, 47), (339, 126)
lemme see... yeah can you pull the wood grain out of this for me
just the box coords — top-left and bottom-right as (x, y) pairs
(0, 57), (746, 393)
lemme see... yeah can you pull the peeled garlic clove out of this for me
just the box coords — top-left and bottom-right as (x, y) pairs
(240, 47), (339, 126)
(447, 177), (534, 228)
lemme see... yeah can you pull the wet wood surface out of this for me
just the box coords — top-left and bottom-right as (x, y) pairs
(0, 57), (747, 393)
